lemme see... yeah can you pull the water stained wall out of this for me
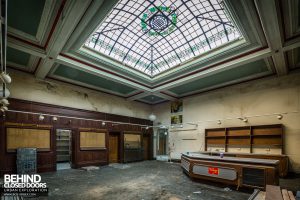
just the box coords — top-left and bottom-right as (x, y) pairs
(7, 70), (152, 119)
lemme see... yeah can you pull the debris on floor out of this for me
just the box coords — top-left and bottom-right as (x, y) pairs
(81, 166), (100, 171)
(193, 191), (202, 194)
(108, 163), (131, 169)
(223, 187), (232, 192)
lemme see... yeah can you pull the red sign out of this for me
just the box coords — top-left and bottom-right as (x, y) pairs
(208, 167), (219, 175)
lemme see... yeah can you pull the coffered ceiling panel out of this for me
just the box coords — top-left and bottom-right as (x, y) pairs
(7, 47), (31, 66)
(168, 59), (271, 96)
(52, 64), (138, 96)
(7, 0), (46, 36)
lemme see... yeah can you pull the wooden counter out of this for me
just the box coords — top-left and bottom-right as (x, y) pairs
(198, 151), (289, 177)
(181, 153), (280, 189)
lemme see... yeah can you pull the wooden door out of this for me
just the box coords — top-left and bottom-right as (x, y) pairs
(109, 135), (119, 163)
(143, 136), (149, 160)
(158, 135), (166, 155)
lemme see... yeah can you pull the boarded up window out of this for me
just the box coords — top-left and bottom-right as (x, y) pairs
(124, 134), (141, 149)
(7, 128), (51, 151)
(80, 132), (106, 150)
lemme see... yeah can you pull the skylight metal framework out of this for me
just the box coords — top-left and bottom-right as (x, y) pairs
(85, 0), (241, 77)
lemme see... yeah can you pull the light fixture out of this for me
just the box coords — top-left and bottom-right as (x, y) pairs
(0, 98), (9, 106)
(277, 114), (283, 120)
(148, 113), (156, 121)
(39, 115), (45, 121)
(0, 88), (10, 98)
(52, 117), (58, 121)
(0, 106), (8, 112)
(238, 117), (248, 122)
(145, 126), (149, 130)
(102, 121), (106, 126)
(164, 131), (168, 135)
(217, 120), (221, 125)
(0, 72), (12, 84)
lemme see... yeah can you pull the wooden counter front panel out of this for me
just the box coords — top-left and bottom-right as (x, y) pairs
(181, 156), (278, 189)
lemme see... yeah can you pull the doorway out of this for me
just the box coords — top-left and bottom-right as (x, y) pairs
(56, 129), (72, 170)
(109, 133), (119, 163)
(143, 135), (150, 160)
(157, 129), (167, 156)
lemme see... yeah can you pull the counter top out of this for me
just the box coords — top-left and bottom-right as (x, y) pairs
(182, 153), (279, 165)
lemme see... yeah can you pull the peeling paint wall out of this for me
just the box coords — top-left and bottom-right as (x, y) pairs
(8, 70), (152, 119)
(153, 72), (300, 173)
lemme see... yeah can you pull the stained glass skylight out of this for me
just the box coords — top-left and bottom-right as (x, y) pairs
(85, 0), (242, 77)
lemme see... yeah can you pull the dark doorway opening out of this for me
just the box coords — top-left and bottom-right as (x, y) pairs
(56, 129), (72, 170)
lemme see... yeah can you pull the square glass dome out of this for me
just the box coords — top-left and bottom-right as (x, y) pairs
(85, 0), (242, 77)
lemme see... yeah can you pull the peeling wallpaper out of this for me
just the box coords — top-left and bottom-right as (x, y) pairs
(7, 70), (152, 119)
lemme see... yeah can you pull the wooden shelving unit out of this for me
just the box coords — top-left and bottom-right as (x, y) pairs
(205, 124), (283, 154)
(56, 130), (71, 162)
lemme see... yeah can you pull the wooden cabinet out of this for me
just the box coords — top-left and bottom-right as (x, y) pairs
(205, 124), (284, 154)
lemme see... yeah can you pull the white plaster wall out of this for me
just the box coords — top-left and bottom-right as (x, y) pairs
(153, 72), (300, 173)
(7, 70), (152, 119)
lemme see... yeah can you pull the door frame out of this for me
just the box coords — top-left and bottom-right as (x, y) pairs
(108, 131), (122, 163)
(54, 126), (76, 169)
(157, 128), (168, 156)
(143, 134), (151, 160)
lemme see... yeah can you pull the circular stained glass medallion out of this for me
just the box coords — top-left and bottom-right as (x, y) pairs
(141, 5), (177, 36)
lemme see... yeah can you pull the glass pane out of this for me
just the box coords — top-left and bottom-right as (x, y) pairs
(84, 0), (242, 77)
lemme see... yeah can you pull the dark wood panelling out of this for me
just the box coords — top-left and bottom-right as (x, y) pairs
(0, 98), (153, 175)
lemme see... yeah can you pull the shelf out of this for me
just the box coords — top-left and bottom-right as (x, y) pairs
(252, 144), (282, 147)
(205, 136), (225, 138)
(57, 150), (69, 152)
(252, 134), (282, 137)
(227, 135), (250, 137)
(205, 124), (283, 153)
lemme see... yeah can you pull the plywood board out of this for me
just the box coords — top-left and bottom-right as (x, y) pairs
(80, 132), (106, 150)
(7, 128), (50, 151)
(124, 134), (141, 149)
(266, 185), (283, 200)
(282, 189), (290, 200)
(288, 191), (295, 200)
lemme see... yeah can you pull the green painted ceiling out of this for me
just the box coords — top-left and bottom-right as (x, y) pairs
(169, 59), (270, 95)
(286, 47), (300, 69)
(54, 65), (137, 95)
(141, 95), (164, 103)
(7, 47), (31, 66)
(8, 0), (45, 36)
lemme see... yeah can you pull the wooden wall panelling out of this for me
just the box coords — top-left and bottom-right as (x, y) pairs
(0, 98), (153, 174)
(1, 122), (56, 175)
